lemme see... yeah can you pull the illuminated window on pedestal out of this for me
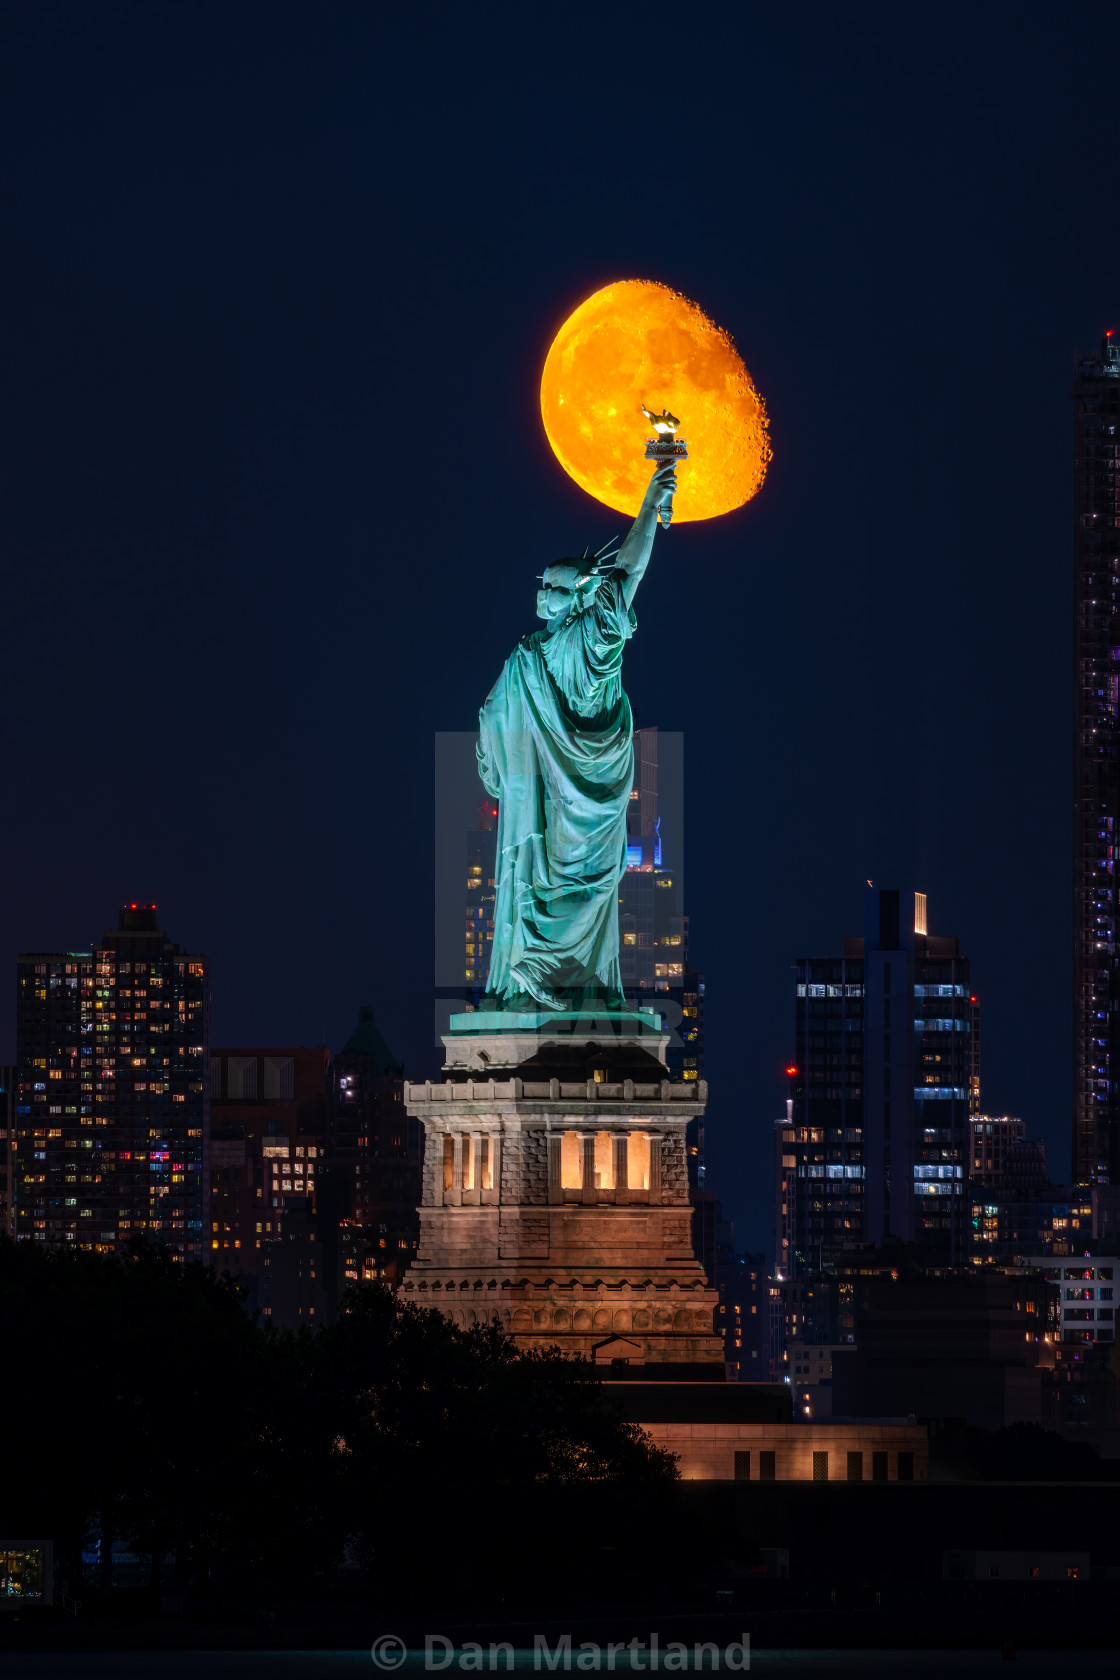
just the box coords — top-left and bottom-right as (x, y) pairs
(593, 1132), (615, 1190)
(560, 1131), (582, 1189)
(629, 1132), (651, 1191)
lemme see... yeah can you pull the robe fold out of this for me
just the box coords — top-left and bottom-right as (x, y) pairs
(477, 577), (636, 1010)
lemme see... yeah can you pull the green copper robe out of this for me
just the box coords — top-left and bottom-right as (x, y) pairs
(477, 577), (636, 1010)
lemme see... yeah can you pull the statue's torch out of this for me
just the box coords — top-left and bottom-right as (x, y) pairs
(641, 405), (688, 529)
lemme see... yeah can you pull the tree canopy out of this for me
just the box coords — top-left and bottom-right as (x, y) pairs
(0, 1237), (676, 1600)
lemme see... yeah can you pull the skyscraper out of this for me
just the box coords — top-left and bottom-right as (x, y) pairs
(14, 905), (209, 1259)
(1073, 331), (1120, 1187)
(464, 801), (498, 995)
(780, 886), (974, 1275)
(969, 1114), (1026, 1188)
(1, 1065), (15, 1237)
(778, 948), (865, 1278)
(862, 886), (973, 1265)
(715, 1247), (769, 1380)
(327, 1005), (418, 1284)
(208, 1044), (329, 1280)
(618, 726), (687, 988)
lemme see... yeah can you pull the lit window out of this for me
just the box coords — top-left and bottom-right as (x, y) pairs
(593, 1132), (615, 1191)
(560, 1131), (582, 1189)
(628, 1131), (651, 1192)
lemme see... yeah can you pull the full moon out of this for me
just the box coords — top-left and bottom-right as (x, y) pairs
(540, 279), (770, 523)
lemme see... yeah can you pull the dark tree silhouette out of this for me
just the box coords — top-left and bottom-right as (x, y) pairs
(0, 1239), (675, 1603)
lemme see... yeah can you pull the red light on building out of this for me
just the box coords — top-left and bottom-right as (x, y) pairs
(785, 1065), (798, 1077)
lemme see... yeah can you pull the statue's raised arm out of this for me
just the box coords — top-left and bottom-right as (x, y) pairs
(476, 408), (683, 1013)
(614, 459), (678, 611)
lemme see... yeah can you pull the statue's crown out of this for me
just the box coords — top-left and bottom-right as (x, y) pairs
(537, 538), (620, 589)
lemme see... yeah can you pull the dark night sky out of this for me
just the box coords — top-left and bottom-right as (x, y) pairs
(2, 3), (1118, 1251)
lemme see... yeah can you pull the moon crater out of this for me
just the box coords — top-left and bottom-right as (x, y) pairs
(540, 279), (770, 523)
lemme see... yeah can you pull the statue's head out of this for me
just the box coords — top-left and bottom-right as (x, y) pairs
(536, 561), (601, 624)
(536, 541), (619, 625)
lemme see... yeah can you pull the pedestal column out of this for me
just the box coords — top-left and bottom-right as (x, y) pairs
(580, 1132), (596, 1204)
(614, 1134), (629, 1205)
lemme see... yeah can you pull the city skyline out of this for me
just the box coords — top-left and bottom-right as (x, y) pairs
(1, 9), (1115, 1255)
(5, 10), (1120, 1654)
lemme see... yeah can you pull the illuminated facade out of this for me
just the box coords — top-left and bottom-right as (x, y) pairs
(1016, 1256), (1116, 1346)
(787, 1343), (845, 1420)
(464, 805), (498, 992)
(969, 993), (982, 1114)
(773, 1247), (900, 1388)
(779, 952), (866, 1278)
(715, 1248), (768, 1379)
(970, 1114), (1026, 1187)
(1053, 1256), (1116, 1344)
(970, 1184), (1093, 1265)
(399, 1013), (722, 1368)
(780, 887), (973, 1275)
(618, 726), (689, 992)
(328, 1005), (418, 1285)
(14, 905), (208, 1259)
(863, 887), (972, 1264)
(1073, 331), (1120, 1186)
(633, 1416), (927, 1483)
(968, 1128), (1095, 1264)
(1, 1065), (15, 1237)
(208, 1045), (329, 1284)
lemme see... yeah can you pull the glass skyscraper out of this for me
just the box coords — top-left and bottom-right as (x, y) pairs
(779, 887), (973, 1276)
(1073, 331), (1120, 1186)
(778, 951), (865, 1279)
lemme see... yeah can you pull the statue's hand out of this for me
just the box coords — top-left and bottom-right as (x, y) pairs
(643, 462), (678, 509)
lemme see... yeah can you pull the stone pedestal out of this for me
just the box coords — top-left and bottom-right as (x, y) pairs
(398, 1011), (723, 1367)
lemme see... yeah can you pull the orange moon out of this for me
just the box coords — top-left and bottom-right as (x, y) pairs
(540, 279), (770, 523)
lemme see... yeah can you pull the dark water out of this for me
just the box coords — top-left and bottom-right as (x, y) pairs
(0, 1653), (1115, 1679)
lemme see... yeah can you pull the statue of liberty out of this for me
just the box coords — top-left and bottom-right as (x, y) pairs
(476, 457), (678, 1012)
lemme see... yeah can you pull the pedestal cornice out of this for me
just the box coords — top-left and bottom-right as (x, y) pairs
(405, 1076), (707, 1119)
